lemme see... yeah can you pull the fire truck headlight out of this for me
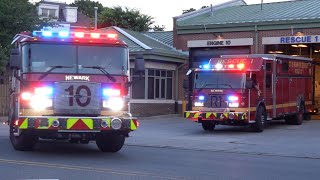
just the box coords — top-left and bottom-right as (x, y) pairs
(229, 102), (239, 107)
(103, 97), (124, 111)
(30, 95), (53, 110)
(194, 102), (204, 107)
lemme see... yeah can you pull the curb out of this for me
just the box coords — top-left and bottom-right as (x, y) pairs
(138, 114), (182, 120)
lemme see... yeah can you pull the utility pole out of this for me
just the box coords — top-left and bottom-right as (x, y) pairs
(94, 7), (98, 30)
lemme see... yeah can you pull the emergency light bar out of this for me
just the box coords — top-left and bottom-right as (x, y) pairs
(32, 30), (118, 40)
(199, 63), (245, 70)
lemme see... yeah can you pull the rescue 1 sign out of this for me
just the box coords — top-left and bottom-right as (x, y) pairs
(263, 35), (320, 44)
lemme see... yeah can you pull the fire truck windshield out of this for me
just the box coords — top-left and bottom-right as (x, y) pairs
(194, 71), (245, 89)
(22, 44), (128, 75)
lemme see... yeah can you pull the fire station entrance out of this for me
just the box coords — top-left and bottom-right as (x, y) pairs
(263, 35), (320, 110)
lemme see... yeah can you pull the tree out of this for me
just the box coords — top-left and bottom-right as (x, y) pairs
(0, 0), (42, 72)
(70, 0), (103, 18)
(152, 25), (166, 31)
(182, 8), (196, 14)
(98, 6), (154, 32)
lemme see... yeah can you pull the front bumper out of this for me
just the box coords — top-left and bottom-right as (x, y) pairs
(184, 111), (247, 121)
(15, 116), (138, 132)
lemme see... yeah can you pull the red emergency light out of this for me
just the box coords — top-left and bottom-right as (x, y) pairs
(32, 31), (118, 40)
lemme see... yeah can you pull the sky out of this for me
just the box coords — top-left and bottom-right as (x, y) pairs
(31, 0), (290, 30)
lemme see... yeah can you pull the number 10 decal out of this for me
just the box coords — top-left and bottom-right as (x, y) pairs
(65, 85), (91, 107)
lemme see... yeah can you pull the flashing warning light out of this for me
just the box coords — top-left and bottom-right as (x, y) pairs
(58, 31), (69, 38)
(90, 33), (100, 38)
(203, 64), (210, 69)
(198, 96), (205, 100)
(228, 96), (239, 101)
(42, 31), (53, 37)
(103, 88), (121, 97)
(237, 63), (245, 69)
(228, 64), (235, 68)
(215, 63), (223, 69)
(21, 92), (32, 101)
(34, 87), (53, 96)
(107, 34), (117, 39)
(74, 32), (85, 38)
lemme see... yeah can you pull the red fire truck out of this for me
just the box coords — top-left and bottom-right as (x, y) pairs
(8, 30), (142, 152)
(184, 54), (314, 132)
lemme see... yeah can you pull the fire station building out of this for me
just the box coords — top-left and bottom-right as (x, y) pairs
(173, 0), (320, 107)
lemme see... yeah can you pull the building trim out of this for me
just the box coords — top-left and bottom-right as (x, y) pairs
(188, 38), (253, 48)
(130, 99), (175, 104)
(113, 26), (152, 50)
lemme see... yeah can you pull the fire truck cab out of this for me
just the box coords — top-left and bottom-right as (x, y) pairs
(8, 30), (142, 152)
(184, 54), (313, 132)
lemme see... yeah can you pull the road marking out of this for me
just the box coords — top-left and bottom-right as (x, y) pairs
(0, 158), (187, 180)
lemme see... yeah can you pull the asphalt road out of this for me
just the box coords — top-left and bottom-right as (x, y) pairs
(0, 117), (320, 180)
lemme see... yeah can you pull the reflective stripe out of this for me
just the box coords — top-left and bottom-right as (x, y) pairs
(81, 119), (93, 130)
(67, 118), (79, 129)
(130, 120), (137, 130)
(19, 118), (28, 129)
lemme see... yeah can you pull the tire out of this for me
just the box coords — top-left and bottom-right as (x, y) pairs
(292, 104), (304, 125)
(201, 121), (215, 131)
(10, 125), (38, 151)
(96, 133), (125, 152)
(251, 106), (266, 132)
(303, 113), (311, 121)
(9, 101), (37, 151)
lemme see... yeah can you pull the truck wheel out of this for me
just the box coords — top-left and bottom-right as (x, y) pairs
(201, 121), (215, 131)
(96, 133), (125, 152)
(251, 106), (266, 132)
(10, 127), (37, 151)
(292, 104), (304, 125)
(303, 113), (311, 121)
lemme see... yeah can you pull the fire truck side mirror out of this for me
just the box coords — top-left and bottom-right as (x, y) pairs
(10, 48), (22, 70)
(245, 79), (253, 89)
(134, 54), (145, 72)
(183, 79), (189, 89)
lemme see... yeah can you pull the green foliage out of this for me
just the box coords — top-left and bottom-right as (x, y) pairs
(70, 0), (103, 18)
(99, 6), (154, 32)
(0, 0), (41, 72)
(182, 8), (196, 14)
(152, 25), (166, 31)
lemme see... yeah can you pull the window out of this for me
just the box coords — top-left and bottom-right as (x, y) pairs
(41, 8), (56, 18)
(266, 63), (272, 71)
(131, 68), (174, 99)
(131, 69), (145, 99)
(266, 74), (272, 88)
(148, 69), (173, 99)
(282, 62), (289, 72)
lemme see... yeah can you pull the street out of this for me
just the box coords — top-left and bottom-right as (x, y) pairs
(0, 116), (320, 180)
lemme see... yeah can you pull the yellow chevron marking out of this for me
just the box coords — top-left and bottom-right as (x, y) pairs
(81, 119), (93, 129)
(186, 112), (190, 118)
(102, 118), (111, 127)
(19, 118), (28, 129)
(130, 120), (137, 130)
(205, 113), (211, 118)
(67, 118), (78, 129)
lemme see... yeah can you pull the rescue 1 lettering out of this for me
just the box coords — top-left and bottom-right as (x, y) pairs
(65, 75), (90, 81)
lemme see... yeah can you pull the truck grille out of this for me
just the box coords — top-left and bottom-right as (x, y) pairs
(204, 94), (228, 108)
(53, 82), (102, 115)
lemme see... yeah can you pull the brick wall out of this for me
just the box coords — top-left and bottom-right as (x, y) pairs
(130, 103), (176, 117)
